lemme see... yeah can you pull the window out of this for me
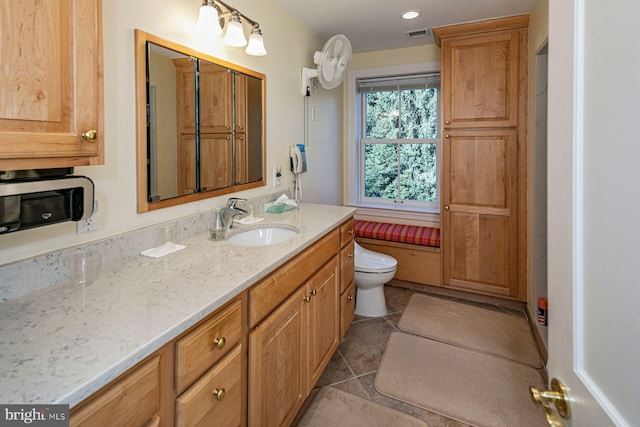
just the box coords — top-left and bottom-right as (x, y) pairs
(355, 73), (440, 211)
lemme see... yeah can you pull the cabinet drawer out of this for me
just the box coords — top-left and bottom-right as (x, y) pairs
(249, 229), (339, 328)
(340, 240), (354, 293)
(340, 218), (355, 247)
(340, 281), (356, 339)
(176, 344), (243, 427)
(176, 299), (242, 394)
(70, 356), (160, 427)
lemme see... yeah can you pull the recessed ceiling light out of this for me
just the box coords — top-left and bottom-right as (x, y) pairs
(402, 10), (421, 20)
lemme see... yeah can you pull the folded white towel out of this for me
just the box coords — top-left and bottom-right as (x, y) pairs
(141, 242), (186, 258)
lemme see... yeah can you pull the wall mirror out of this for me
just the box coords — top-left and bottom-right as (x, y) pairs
(135, 30), (265, 212)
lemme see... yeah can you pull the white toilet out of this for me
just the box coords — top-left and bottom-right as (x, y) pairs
(354, 242), (398, 317)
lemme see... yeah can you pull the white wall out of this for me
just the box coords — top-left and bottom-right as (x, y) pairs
(0, 0), (337, 266)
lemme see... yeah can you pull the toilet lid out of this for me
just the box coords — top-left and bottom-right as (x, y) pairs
(354, 242), (398, 273)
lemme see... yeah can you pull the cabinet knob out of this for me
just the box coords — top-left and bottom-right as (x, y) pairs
(239, 125), (244, 130)
(212, 337), (226, 350)
(226, 136), (231, 140)
(347, 229), (354, 235)
(309, 289), (318, 296)
(444, 134), (450, 139)
(303, 296), (311, 303)
(226, 126), (230, 130)
(445, 120), (451, 125)
(212, 387), (226, 401)
(444, 205), (450, 210)
(347, 295), (354, 301)
(347, 253), (354, 258)
(81, 129), (98, 142)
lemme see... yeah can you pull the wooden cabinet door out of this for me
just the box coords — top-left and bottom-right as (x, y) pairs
(0, 0), (104, 170)
(200, 64), (232, 134)
(249, 286), (307, 427)
(442, 129), (519, 297)
(235, 73), (247, 133)
(200, 134), (233, 191)
(177, 135), (196, 196)
(305, 257), (339, 392)
(174, 62), (197, 135)
(441, 30), (520, 128)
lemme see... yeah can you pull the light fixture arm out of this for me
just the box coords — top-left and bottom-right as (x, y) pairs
(209, 0), (260, 29)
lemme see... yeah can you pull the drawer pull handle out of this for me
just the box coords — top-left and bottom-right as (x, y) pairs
(212, 387), (226, 401)
(309, 289), (318, 296)
(347, 295), (354, 301)
(212, 337), (226, 350)
(303, 296), (311, 303)
(81, 129), (98, 142)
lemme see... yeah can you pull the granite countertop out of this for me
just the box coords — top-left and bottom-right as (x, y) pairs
(0, 203), (355, 406)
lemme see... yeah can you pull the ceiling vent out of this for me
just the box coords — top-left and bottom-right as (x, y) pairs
(405, 28), (431, 39)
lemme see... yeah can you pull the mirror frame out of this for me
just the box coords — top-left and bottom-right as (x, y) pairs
(134, 29), (266, 213)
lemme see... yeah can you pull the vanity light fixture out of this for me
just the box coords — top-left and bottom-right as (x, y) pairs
(196, 0), (267, 56)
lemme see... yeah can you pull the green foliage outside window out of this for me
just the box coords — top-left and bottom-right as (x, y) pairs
(363, 88), (438, 203)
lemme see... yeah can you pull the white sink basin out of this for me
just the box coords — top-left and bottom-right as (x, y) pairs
(227, 225), (299, 247)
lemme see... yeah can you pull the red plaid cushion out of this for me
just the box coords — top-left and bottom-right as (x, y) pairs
(354, 220), (440, 247)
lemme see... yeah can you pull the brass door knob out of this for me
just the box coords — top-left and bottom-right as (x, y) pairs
(212, 387), (226, 401)
(81, 129), (98, 142)
(309, 289), (318, 296)
(303, 296), (311, 303)
(212, 337), (226, 350)
(530, 378), (571, 425)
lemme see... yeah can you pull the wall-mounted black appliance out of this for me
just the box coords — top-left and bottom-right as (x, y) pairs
(0, 169), (94, 234)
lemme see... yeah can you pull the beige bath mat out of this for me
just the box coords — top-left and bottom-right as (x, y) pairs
(398, 293), (543, 367)
(295, 386), (428, 427)
(375, 332), (547, 427)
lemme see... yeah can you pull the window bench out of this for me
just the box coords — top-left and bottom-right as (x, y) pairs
(354, 220), (442, 287)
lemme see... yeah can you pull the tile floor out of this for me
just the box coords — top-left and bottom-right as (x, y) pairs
(294, 283), (546, 427)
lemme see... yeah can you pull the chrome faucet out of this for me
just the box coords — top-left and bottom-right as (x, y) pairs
(222, 198), (248, 230)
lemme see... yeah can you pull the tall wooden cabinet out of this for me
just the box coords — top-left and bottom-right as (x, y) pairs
(434, 15), (528, 300)
(0, 0), (104, 170)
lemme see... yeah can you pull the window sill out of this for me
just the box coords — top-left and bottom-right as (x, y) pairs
(346, 203), (441, 227)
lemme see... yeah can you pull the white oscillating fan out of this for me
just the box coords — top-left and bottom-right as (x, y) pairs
(301, 34), (352, 95)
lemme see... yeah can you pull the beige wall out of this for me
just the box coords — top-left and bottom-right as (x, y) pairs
(526, 0), (549, 345)
(350, 44), (440, 70)
(0, 0), (336, 265)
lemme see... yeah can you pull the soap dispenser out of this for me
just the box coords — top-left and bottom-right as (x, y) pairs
(210, 208), (226, 240)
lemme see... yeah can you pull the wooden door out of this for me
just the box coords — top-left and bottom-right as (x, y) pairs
(441, 30), (520, 128)
(442, 129), (519, 297)
(199, 63), (232, 134)
(305, 258), (339, 392)
(177, 135), (196, 196)
(200, 134), (233, 191)
(0, 0), (103, 170)
(248, 286), (307, 427)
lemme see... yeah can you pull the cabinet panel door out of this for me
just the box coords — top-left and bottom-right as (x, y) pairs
(442, 129), (518, 297)
(200, 134), (233, 191)
(306, 257), (340, 392)
(442, 30), (520, 128)
(199, 64), (232, 134)
(249, 286), (307, 427)
(0, 0), (103, 169)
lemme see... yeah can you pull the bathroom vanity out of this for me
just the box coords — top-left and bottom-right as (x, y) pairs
(0, 204), (355, 426)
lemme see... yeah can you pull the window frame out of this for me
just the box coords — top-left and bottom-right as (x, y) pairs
(345, 61), (441, 219)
